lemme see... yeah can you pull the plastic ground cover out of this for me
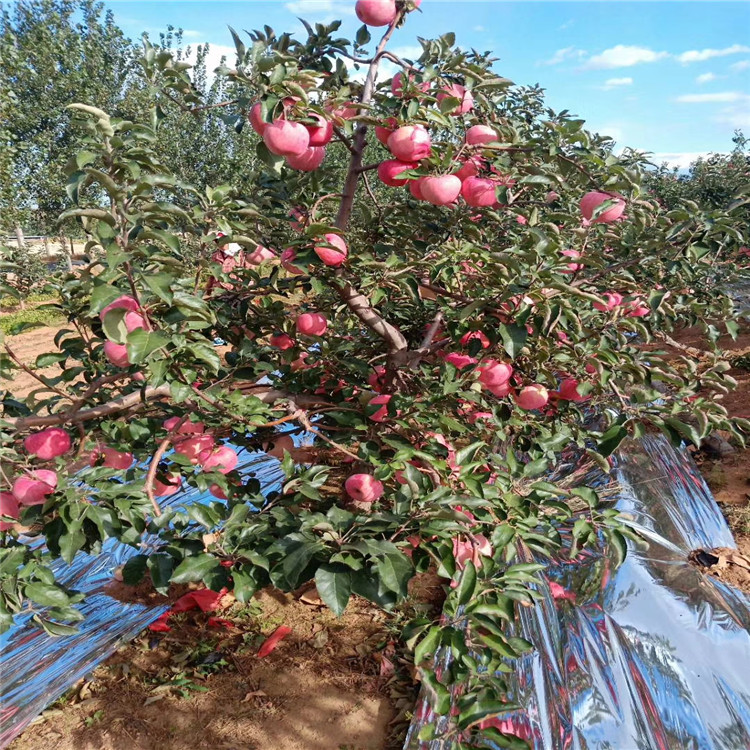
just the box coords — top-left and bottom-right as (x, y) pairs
(405, 435), (750, 749)
(0, 447), (286, 748)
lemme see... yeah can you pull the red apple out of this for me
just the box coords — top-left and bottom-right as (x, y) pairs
(387, 125), (431, 161)
(199, 445), (239, 474)
(515, 384), (549, 410)
(263, 120), (310, 157)
(12, 469), (57, 506)
(378, 159), (418, 187)
(248, 102), (267, 135)
(100, 295), (139, 320)
(286, 145), (326, 171)
(421, 175), (462, 206)
(246, 245), (277, 265)
(437, 83), (474, 115)
(175, 434), (216, 463)
(593, 292), (623, 312)
(345, 474), (384, 503)
(281, 247), (306, 275)
(579, 191), (626, 223)
(460, 330), (490, 349)
(24, 427), (71, 460)
(465, 124), (498, 145)
(296, 312), (328, 336)
(478, 360), (513, 387)
(104, 341), (130, 368)
(408, 177), (425, 200)
(90, 444), (134, 470)
(153, 472), (181, 497)
(314, 234), (348, 267)
(368, 393), (396, 422)
(0, 492), (19, 530)
(558, 378), (589, 403)
(375, 117), (398, 146)
(270, 333), (295, 350)
(461, 176), (497, 207)
(304, 113), (333, 146)
(355, 0), (397, 26)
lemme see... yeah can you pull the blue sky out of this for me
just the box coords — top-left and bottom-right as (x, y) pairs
(104, 0), (750, 168)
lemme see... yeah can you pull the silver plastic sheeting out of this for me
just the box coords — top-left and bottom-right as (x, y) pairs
(405, 435), (750, 750)
(0, 448), (285, 748)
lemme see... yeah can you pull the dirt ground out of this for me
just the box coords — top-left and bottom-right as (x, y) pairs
(3, 325), (64, 399)
(7, 583), (430, 750)
(3, 317), (749, 749)
(670, 326), (750, 592)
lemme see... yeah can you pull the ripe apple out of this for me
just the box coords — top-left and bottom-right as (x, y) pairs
(420, 175), (462, 206)
(377, 159), (419, 187)
(263, 120), (310, 157)
(387, 125), (431, 161)
(24, 427), (71, 460)
(355, 0), (397, 26)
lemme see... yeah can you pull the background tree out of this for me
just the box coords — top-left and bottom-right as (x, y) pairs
(1, 0), (748, 741)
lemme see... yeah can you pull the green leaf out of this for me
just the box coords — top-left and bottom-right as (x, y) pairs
(597, 424), (628, 457)
(663, 417), (701, 447)
(126, 329), (169, 364)
(170, 554), (221, 584)
(101, 307), (129, 344)
(143, 273), (175, 304)
(122, 554), (148, 585)
(315, 563), (352, 616)
(455, 560), (477, 606)
(376, 552), (413, 597)
(59, 526), (85, 565)
(497, 323), (528, 359)
(25, 582), (71, 608)
(88, 284), (124, 316)
(147, 553), (174, 594)
(415, 625), (442, 665)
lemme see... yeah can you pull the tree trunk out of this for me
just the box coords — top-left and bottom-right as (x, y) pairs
(14, 225), (25, 248)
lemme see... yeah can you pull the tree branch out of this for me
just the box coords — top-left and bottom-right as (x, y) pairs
(6, 384), (325, 431)
(330, 13), (409, 354)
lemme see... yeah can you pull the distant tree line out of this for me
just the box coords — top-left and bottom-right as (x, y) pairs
(0, 0), (259, 243)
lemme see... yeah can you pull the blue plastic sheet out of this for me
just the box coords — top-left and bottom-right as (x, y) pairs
(0, 448), (286, 747)
(405, 435), (750, 749)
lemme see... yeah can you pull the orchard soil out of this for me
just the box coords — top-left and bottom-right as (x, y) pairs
(4, 318), (750, 750)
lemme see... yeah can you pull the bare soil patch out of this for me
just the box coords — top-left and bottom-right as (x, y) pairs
(2, 325), (65, 399)
(8, 585), (416, 750)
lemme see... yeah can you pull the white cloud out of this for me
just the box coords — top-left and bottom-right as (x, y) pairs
(730, 60), (750, 72)
(675, 91), (748, 103)
(677, 44), (750, 64)
(649, 152), (716, 170)
(184, 43), (238, 80)
(473, 25), (485, 32)
(284, 0), (355, 21)
(540, 46), (587, 66)
(604, 76), (633, 88)
(182, 30), (202, 39)
(716, 103), (750, 129)
(559, 20), (574, 30)
(585, 45), (668, 69)
(695, 72), (717, 84)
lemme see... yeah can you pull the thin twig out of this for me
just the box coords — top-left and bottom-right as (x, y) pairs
(144, 415), (189, 517)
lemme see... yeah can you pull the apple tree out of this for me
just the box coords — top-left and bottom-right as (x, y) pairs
(1, 0), (748, 738)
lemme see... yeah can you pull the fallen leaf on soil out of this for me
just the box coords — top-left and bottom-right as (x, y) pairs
(242, 690), (267, 701)
(310, 629), (329, 649)
(147, 612), (172, 633)
(257, 625), (292, 658)
(172, 587), (230, 613)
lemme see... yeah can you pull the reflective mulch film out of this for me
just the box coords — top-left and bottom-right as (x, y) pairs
(0, 449), (285, 748)
(405, 435), (750, 750)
